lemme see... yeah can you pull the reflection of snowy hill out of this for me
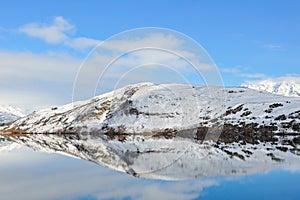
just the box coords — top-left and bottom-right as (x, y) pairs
(0, 105), (24, 124)
(2, 82), (300, 135)
(6, 134), (300, 181)
(0, 139), (22, 153)
(242, 77), (300, 97)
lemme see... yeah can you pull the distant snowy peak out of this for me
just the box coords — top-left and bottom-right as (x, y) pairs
(0, 105), (25, 124)
(242, 77), (300, 97)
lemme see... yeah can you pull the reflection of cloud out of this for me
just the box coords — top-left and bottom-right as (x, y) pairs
(0, 147), (217, 200)
(96, 180), (217, 200)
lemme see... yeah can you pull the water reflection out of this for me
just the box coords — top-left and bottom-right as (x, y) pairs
(0, 141), (216, 200)
(2, 133), (300, 181)
(1, 138), (300, 200)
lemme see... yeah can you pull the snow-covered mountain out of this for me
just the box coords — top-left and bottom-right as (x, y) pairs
(1, 82), (300, 137)
(4, 133), (300, 180)
(242, 77), (300, 97)
(0, 105), (24, 124)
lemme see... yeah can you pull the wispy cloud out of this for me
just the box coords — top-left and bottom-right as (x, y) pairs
(19, 16), (75, 44)
(262, 43), (282, 49)
(6, 19), (222, 108)
(64, 37), (100, 49)
(19, 16), (100, 49)
(221, 67), (266, 79)
(0, 26), (4, 39)
(0, 35), (216, 109)
(71, 32), (221, 101)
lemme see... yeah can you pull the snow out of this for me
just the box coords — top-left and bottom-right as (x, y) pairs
(224, 87), (300, 127)
(6, 133), (300, 180)
(0, 105), (24, 124)
(2, 82), (300, 181)
(0, 140), (22, 153)
(242, 76), (300, 97)
(3, 82), (300, 134)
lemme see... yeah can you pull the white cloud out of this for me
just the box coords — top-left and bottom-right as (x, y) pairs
(0, 89), (65, 111)
(19, 16), (100, 49)
(17, 18), (217, 72)
(65, 37), (101, 49)
(19, 16), (75, 43)
(73, 47), (218, 101)
(100, 33), (184, 52)
(0, 51), (79, 81)
(9, 24), (223, 108)
(70, 31), (223, 100)
(239, 72), (266, 79)
(0, 48), (214, 110)
(0, 51), (80, 110)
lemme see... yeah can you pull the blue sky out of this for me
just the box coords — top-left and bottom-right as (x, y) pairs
(0, 0), (299, 109)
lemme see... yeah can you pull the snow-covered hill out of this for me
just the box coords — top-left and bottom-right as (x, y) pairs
(242, 77), (300, 97)
(0, 105), (24, 124)
(1, 82), (300, 137)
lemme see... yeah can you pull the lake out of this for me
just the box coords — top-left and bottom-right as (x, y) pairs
(1, 135), (300, 200)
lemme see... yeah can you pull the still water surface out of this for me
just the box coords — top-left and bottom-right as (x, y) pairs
(0, 142), (300, 200)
